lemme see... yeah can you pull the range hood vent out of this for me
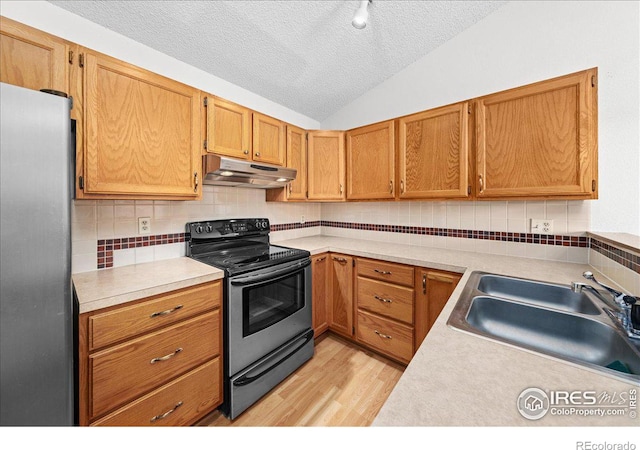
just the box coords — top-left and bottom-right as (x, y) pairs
(202, 155), (295, 189)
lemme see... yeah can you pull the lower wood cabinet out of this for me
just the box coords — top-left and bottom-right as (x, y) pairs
(78, 280), (223, 426)
(328, 253), (354, 338)
(311, 253), (461, 364)
(311, 253), (330, 337)
(414, 269), (462, 350)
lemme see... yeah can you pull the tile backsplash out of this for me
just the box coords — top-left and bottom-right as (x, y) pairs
(321, 200), (591, 263)
(71, 186), (321, 273)
(72, 193), (594, 273)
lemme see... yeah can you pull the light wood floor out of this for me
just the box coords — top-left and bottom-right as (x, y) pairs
(196, 333), (405, 427)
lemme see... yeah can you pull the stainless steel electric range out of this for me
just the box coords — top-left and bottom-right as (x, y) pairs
(186, 218), (314, 419)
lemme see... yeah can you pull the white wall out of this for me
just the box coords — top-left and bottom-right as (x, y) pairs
(321, 1), (640, 236)
(0, 1), (320, 130)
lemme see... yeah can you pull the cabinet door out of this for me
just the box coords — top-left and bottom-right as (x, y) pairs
(398, 103), (470, 199)
(414, 269), (460, 350)
(286, 125), (307, 200)
(476, 68), (597, 199)
(312, 253), (330, 337)
(0, 17), (68, 93)
(208, 97), (251, 159)
(329, 254), (353, 338)
(82, 49), (201, 198)
(253, 112), (285, 166)
(346, 121), (395, 200)
(307, 131), (345, 201)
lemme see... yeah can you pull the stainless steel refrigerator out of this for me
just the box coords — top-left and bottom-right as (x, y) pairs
(0, 82), (75, 425)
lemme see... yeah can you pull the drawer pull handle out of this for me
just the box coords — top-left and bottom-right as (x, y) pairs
(374, 295), (393, 304)
(150, 348), (183, 364)
(316, 256), (326, 262)
(150, 401), (183, 423)
(374, 330), (392, 339)
(150, 305), (183, 318)
(333, 257), (347, 263)
(374, 269), (392, 275)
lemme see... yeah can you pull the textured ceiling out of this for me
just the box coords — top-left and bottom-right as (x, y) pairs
(48, 0), (507, 122)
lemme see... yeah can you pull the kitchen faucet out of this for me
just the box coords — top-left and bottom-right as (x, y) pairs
(572, 271), (640, 340)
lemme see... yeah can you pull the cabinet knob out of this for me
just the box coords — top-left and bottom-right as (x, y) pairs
(255, 152), (261, 157)
(243, 150), (249, 155)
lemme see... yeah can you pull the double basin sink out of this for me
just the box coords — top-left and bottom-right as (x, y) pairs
(447, 271), (640, 384)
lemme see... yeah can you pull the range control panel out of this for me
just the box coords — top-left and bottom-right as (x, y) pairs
(187, 218), (270, 238)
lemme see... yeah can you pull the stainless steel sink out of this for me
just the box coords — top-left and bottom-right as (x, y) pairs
(448, 271), (640, 384)
(476, 274), (600, 315)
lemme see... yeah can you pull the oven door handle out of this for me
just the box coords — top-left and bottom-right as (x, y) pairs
(233, 329), (314, 387)
(230, 259), (310, 286)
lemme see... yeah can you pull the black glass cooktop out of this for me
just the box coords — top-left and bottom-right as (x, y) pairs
(192, 243), (310, 276)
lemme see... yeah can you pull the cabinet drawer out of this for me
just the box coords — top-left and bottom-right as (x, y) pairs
(91, 357), (221, 426)
(357, 258), (414, 287)
(90, 310), (220, 419)
(357, 277), (414, 324)
(357, 310), (413, 364)
(89, 281), (221, 350)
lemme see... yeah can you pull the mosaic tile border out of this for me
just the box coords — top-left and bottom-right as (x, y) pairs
(97, 233), (187, 269)
(94, 222), (639, 275)
(591, 238), (640, 275)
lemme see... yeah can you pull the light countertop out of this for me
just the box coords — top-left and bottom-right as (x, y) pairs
(275, 235), (640, 426)
(72, 257), (224, 314)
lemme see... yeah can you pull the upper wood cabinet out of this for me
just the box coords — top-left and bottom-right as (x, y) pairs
(398, 103), (470, 199)
(307, 130), (346, 201)
(346, 121), (395, 200)
(475, 68), (598, 199)
(286, 125), (307, 200)
(252, 112), (286, 166)
(78, 49), (201, 199)
(0, 16), (69, 94)
(206, 97), (251, 159)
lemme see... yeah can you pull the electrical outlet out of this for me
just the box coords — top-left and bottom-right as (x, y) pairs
(138, 217), (151, 235)
(530, 219), (553, 234)
(301, 215), (305, 224)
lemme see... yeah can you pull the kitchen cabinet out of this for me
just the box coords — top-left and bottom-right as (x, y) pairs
(78, 281), (223, 426)
(414, 269), (461, 349)
(355, 258), (415, 364)
(0, 16), (69, 94)
(398, 102), (470, 199)
(252, 112), (286, 166)
(205, 96), (251, 159)
(312, 253), (330, 337)
(285, 124), (308, 200)
(74, 48), (201, 199)
(346, 120), (395, 200)
(204, 98), (285, 166)
(475, 68), (598, 199)
(328, 253), (354, 338)
(307, 130), (346, 201)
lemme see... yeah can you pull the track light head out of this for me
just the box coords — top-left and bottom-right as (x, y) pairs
(352, 0), (371, 30)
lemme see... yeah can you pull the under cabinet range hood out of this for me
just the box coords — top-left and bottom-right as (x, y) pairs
(202, 155), (296, 189)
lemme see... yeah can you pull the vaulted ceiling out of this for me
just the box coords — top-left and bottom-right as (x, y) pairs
(48, 1), (507, 122)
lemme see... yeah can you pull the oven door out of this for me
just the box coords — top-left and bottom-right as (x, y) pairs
(227, 258), (312, 376)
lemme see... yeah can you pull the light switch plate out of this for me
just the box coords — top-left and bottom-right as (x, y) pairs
(138, 217), (151, 235)
(530, 219), (553, 234)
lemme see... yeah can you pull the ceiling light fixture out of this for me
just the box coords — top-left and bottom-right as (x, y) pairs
(352, 0), (371, 29)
